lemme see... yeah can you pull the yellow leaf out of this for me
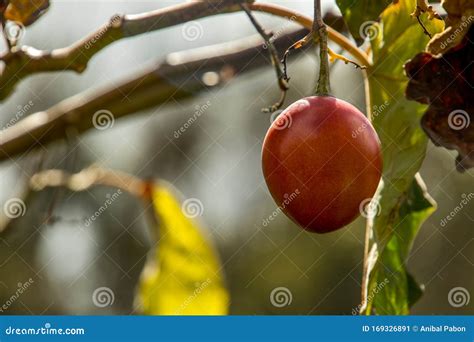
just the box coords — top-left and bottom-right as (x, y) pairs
(4, 0), (50, 26)
(135, 182), (229, 315)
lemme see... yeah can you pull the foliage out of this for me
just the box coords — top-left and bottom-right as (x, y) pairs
(406, 0), (474, 171)
(136, 183), (229, 315)
(337, 0), (443, 314)
(335, 0), (392, 43)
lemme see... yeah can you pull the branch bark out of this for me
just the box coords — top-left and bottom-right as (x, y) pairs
(30, 165), (149, 199)
(0, 1), (369, 102)
(0, 0), (253, 101)
(0, 27), (309, 162)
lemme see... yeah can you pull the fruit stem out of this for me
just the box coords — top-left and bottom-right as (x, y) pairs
(313, 0), (330, 96)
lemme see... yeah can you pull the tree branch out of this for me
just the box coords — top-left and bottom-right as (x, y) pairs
(0, 27), (309, 162)
(0, 0), (253, 101)
(30, 165), (150, 199)
(0, 1), (369, 103)
(240, 3), (289, 112)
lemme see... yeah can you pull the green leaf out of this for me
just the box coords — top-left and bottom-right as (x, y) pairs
(335, 0), (392, 42)
(364, 0), (443, 314)
(366, 175), (435, 314)
(135, 182), (229, 315)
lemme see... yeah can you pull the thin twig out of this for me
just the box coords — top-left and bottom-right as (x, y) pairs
(240, 3), (289, 112)
(281, 32), (312, 80)
(249, 3), (371, 67)
(328, 47), (367, 69)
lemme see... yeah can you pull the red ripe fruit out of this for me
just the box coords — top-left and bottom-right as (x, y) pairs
(262, 96), (383, 233)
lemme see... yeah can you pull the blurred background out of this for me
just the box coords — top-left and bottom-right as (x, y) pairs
(0, 1), (472, 315)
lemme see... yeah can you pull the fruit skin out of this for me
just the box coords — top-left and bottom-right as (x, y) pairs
(262, 96), (382, 233)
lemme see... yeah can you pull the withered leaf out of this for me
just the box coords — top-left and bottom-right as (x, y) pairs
(405, 25), (473, 171)
(427, 0), (474, 55)
(411, 0), (441, 20)
(4, 0), (50, 26)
